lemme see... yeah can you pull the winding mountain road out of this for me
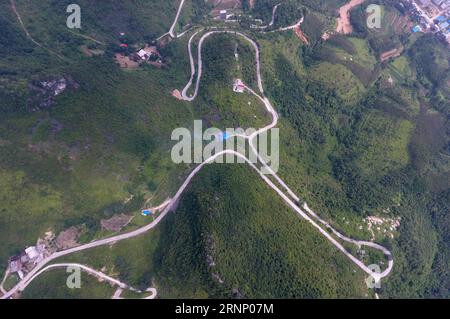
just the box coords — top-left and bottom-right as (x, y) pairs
(169, 0), (187, 38)
(176, 29), (392, 283)
(1, 2), (393, 299)
(251, 3), (281, 29)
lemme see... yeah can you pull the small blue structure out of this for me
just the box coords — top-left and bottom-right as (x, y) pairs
(222, 132), (231, 141)
(141, 210), (152, 216)
(412, 25), (421, 33)
(436, 16), (446, 23)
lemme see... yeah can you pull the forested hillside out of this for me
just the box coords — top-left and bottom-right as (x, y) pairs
(1, 0), (449, 299)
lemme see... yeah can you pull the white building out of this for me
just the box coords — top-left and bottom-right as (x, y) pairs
(137, 49), (151, 61)
(220, 10), (227, 20)
(25, 246), (39, 260)
(233, 79), (245, 93)
(25, 245), (45, 265)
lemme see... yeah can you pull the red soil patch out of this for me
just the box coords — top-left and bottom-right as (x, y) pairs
(172, 89), (183, 100)
(336, 0), (366, 34)
(294, 26), (309, 45)
(380, 47), (403, 62)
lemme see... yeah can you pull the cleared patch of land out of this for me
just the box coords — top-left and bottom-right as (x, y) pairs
(114, 54), (139, 69)
(101, 214), (133, 232)
(336, 0), (365, 34)
(56, 227), (81, 250)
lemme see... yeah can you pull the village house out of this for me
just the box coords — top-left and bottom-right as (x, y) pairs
(137, 49), (151, 61)
(136, 45), (160, 61)
(8, 244), (47, 279)
(233, 79), (245, 93)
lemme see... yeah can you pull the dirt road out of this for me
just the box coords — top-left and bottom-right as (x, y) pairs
(10, 0), (66, 61)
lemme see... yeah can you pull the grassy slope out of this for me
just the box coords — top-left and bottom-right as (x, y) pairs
(251, 0), (448, 298)
(29, 164), (368, 299)
(8, 20), (368, 298)
(22, 269), (116, 299)
(0, 0), (197, 277)
(1, 0), (449, 299)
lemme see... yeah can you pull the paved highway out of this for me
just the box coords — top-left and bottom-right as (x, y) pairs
(169, 0), (187, 38)
(251, 3), (281, 29)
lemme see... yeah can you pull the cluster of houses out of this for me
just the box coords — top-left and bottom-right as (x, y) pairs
(214, 9), (236, 21)
(133, 46), (162, 64)
(418, 0), (450, 11)
(8, 244), (47, 279)
(117, 32), (163, 67)
(434, 14), (450, 32)
(410, 0), (450, 41)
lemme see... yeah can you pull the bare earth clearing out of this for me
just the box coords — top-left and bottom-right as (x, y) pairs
(101, 214), (134, 232)
(114, 54), (139, 69)
(336, 0), (366, 34)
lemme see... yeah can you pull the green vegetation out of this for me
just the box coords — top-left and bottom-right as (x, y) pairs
(196, 34), (270, 129)
(254, 1), (449, 298)
(0, 0), (196, 279)
(246, 0), (341, 37)
(0, 169), (62, 270)
(153, 164), (367, 298)
(39, 164), (367, 298)
(1, 0), (449, 299)
(350, 2), (411, 57)
(22, 269), (117, 299)
(353, 112), (413, 176)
